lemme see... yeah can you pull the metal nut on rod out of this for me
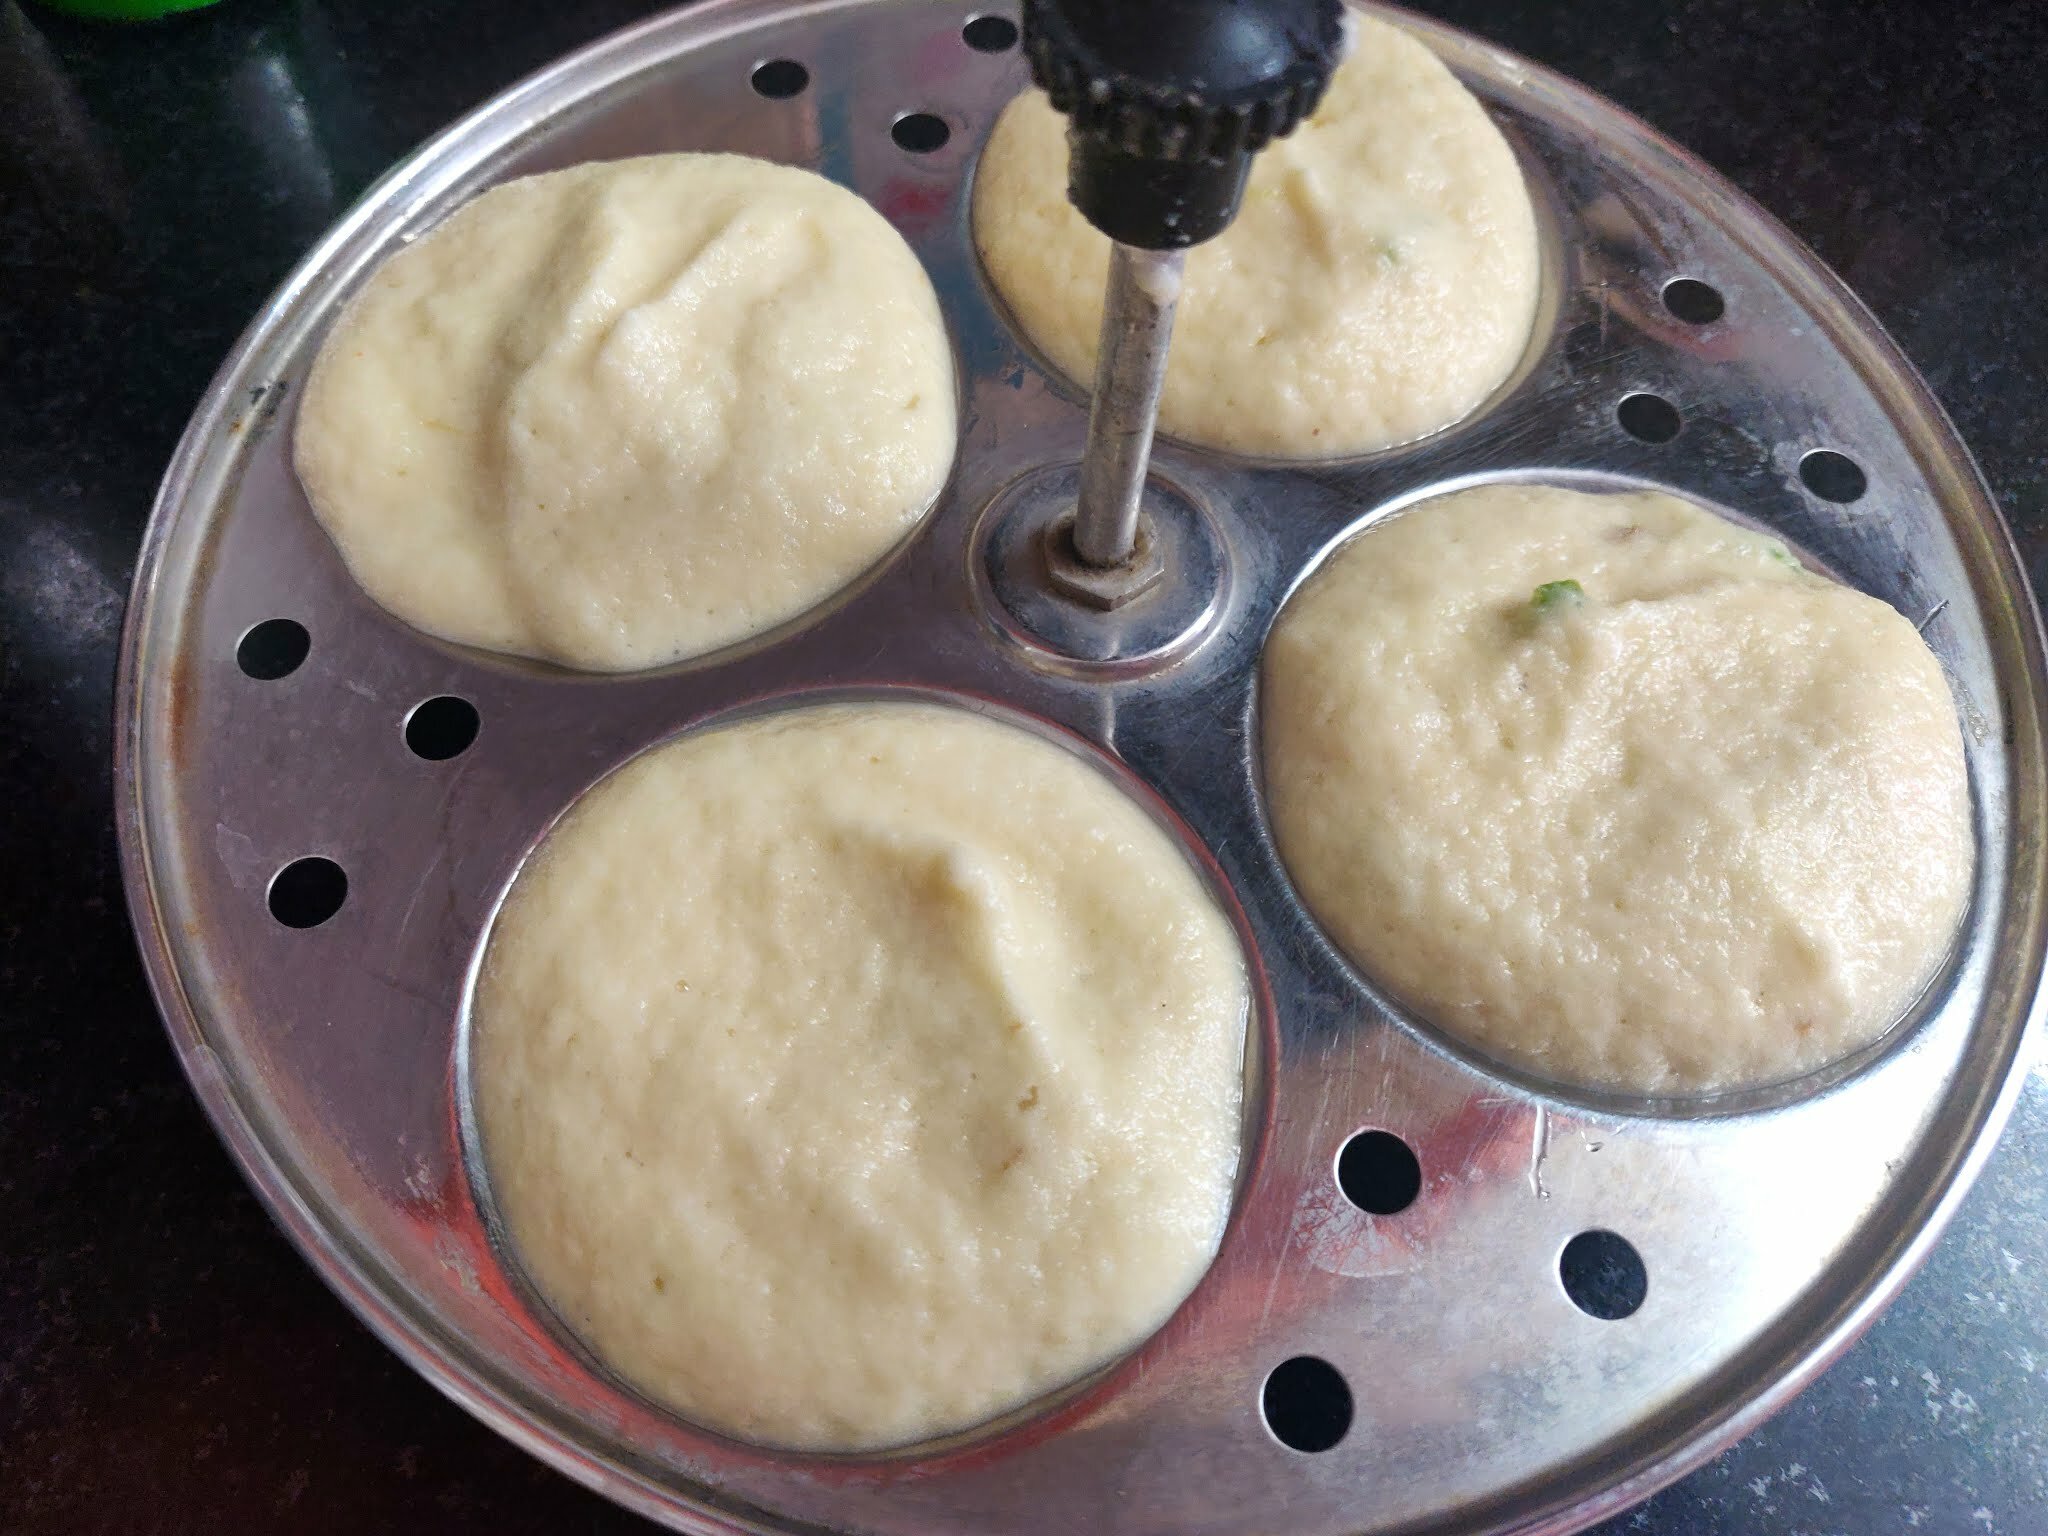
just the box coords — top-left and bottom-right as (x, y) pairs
(1041, 507), (1166, 610)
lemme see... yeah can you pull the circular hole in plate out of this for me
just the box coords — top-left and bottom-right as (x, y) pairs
(1617, 392), (1683, 444)
(405, 696), (480, 761)
(268, 857), (348, 929)
(1262, 1356), (1353, 1453)
(1800, 448), (1869, 504)
(891, 112), (951, 154)
(1661, 277), (1725, 325)
(963, 13), (1018, 51)
(236, 618), (310, 680)
(1336, 1129), (1421, 1215)
(750, 58), (809, 98)
(1560, 1230), (1648, 1320)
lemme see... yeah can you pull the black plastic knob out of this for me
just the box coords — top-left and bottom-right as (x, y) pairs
(1023, 0), (1346, 250)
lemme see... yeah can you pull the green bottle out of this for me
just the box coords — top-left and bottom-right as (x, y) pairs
(31, 0), (223, 18)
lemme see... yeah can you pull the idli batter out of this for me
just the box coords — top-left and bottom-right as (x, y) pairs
(1261, 483), (1971, 1094)
(473, 702), (1248, 1450)
(972, 15), (1540, 458)
(295, 154), (956, 672)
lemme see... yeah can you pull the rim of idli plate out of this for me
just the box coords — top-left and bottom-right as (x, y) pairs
(115, 1), (2048, 1533)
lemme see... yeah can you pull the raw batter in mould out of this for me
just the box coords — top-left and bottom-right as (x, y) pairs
(296, 154), (957, 671)
(473, 702), (1249, 1450)
(973, 15), (1540, 457)
(1261, 482), (1971, 1094)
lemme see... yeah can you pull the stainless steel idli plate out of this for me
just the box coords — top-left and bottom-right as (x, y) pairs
(114, 1), (2048, 1532)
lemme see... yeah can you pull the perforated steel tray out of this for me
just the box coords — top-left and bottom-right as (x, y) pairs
(114, 2), (2048, 1532)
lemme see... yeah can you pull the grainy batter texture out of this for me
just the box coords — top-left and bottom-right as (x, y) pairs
(474, 704), (1248, 1450)
(972, 16), (1540, 457)
(295, 155), (956, 671)
(1262, 483), (1971, 1093)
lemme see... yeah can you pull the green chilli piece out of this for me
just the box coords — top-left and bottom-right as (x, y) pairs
(1530, 578), (1586, 616)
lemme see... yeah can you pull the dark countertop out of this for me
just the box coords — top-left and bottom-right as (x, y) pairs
(2, 0), (2043, 1531)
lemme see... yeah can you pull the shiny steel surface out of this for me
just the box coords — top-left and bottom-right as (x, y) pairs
(114, 2), (2048, 1534)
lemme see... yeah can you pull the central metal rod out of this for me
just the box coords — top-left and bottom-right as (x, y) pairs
(1072, 243), (1186, 569)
